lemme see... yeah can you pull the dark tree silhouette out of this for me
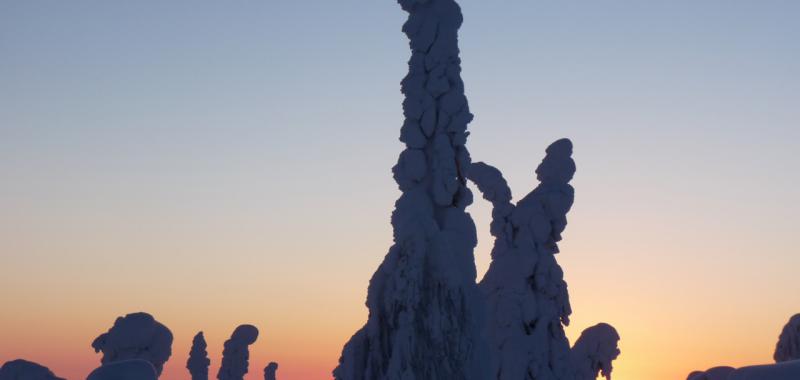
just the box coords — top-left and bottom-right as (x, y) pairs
(187, 332), (210, 380)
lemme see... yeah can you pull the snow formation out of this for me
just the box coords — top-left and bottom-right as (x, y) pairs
(728, 360), (800, 380)
(0, 359), (65, 380)
(187, 332), (211, 380)
(569, 323), (620, 380)
(774, 314), (800, 363)
(91, 312), (173, 376)
(86, 360), (158, 380)
(333, 0), (490, 379)
(471, 138), (579, 380)
(217, 324), (259, 380)
(686, 366), (735, 380)
(263, 362), (278, 380)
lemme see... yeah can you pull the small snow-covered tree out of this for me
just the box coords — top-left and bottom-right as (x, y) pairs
(187, 332), (210, 380)
(263, 362), (278, 380)
(570, 323), (620, 380)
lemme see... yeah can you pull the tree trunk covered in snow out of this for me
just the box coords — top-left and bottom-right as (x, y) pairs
(333, 0), (489, 379)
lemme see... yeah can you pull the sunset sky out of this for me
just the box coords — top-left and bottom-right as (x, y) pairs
(1, 1), (799, 380)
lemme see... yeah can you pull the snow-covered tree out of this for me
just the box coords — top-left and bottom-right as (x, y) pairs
(569, 323), (620, 380)
(263, 362), (278, 380)
(217, 325), (258, 380)
(333, 0), (490, 378)
(187, 332), (210, 380)
(470, 139), (576, 380)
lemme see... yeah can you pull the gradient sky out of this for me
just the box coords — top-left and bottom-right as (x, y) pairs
(1, 1), (799, 380)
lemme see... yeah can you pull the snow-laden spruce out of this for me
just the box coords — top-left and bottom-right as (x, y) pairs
(470, 140), (622, 380)
(188, 332), (211, 380)
(91, 312), (173, 377)
(0, 359), (65, 380)
(469, 139), (577, 380)
(775, 314), (800, 363)
(333, 0), (490, 379)
(217, 325), (258, 380)
(87, 360), (158, 380)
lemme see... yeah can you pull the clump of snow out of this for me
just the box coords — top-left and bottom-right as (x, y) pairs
(0, 359), (65, 380)
(775, 314), (800, 363)
(86, 360), (158, 380)
(217, 325), (259, 380)
(91, 312), (173, 376)
(472, 138), (578, 379)
(686, 366), (735, 380)
(263, 362), (278, 380)
(333, 0), (490, 379)
(187, 332), (210, 380)
(570, 323), (620, 380)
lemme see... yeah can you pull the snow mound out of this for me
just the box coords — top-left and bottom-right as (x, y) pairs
(187, 332), (210, 380)
(570, 323), (620, 380)
(263, 363), (278, 380)
(728, 360), (800, 380)
(86, 360), (157, 380)
(0, 360), (64, 380)
(775, 314), (800, 363)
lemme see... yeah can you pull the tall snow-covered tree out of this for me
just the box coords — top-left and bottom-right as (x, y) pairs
(333, 0), (489, 379)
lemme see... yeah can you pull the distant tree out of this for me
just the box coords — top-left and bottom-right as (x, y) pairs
(187, 332), (210, 380)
